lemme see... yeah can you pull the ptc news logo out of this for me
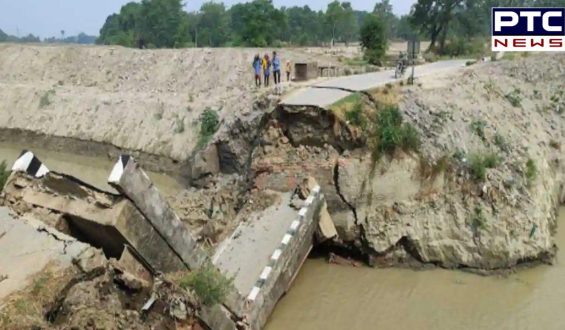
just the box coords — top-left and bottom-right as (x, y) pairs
(492, 7), (565, 51)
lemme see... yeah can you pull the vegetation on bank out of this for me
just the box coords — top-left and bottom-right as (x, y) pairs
(197, 109), (220, 148)
(180, 264), (232, 306)
(371, 105), (421, 160)
(469, 152), (500, 181)
(525, 158), (537, 186)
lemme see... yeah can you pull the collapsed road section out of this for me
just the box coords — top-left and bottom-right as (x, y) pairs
(0, 150), (332, 329)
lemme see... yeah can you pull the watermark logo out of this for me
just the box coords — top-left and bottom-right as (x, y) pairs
(492, 7), (565, 51)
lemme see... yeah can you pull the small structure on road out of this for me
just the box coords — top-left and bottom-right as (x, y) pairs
(294, 62), (318, 81)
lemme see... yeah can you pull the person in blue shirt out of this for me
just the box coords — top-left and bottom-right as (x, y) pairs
(252, 54), (262, 87)
(272, 51), (281, 85)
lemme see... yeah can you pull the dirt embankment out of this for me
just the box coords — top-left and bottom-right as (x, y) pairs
(251, 53), (565, 270)
(0, 44), (344, 174)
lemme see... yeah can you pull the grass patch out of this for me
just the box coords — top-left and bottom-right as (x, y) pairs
(494, 133), (510, 152)
(371, 105), (421, 160)
(330, 93), (363, 111)
(470, 120), (487, 142)
(197, 109), (220, 148)
(39, 89), (55, 108)
(420, 155), (450, 180)
(525, 158), (537, 185)
(505, 88), (522, 107)
(344, 99), (367, 129)
(469, 152), (500, 181)
(470, 206), (487, 232)
(180, 264), (232, 306)
(0, 161), (9, 192)
(0, 267), (69, 329)
(342, 57), (369, 67)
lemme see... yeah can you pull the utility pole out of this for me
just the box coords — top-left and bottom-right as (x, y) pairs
(408, 38), (420, 85)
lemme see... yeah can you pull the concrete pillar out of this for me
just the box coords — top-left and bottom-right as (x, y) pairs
(108, 155), (209, 271)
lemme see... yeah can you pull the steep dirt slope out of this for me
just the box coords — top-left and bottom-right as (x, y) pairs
(0, 44), (339, 164)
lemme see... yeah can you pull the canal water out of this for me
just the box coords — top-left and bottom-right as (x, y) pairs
(267, 207), (565, 330)
(0, 142), (182, 196)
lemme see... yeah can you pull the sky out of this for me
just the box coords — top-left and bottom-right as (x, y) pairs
(0, 0), (417, 39)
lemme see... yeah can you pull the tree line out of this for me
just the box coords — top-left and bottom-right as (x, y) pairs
(97, 0), (417, 48)
(98, 0), (565, 54)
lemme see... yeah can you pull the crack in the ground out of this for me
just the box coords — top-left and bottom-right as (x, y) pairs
(333, 160), (359, 225)
(36, 227), (76, 255)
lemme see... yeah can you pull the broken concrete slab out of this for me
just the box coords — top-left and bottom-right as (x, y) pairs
(4, 171), (187, 273)
(0, 207), (89, 301)
(213, 192), (298, 296)
(317, 200), (338, 242)
(243, 185), (324, 329)
(108, 155), (208, 271)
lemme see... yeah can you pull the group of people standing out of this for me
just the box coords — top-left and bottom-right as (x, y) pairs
(253, 52), (292, 88)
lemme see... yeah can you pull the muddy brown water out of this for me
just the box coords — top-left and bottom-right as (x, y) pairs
(0, 142), (182, 196)
(267, 207), (565, 330)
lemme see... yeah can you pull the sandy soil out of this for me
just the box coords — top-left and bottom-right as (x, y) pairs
(0, 44), (346, 162)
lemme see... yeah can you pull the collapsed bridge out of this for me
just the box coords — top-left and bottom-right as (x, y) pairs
(1, 150), (335, 329)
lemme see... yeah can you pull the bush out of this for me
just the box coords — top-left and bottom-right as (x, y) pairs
(469, 152), (500, 181)
(371, 105), (421, 160)
(470, 206), (487, 232)
(198, 109), (220, 148)
(525, 158), (537, 184)
(0, 161), (9, 192)
(440, 38), (486, 57)
(470, 120), (487, 142)
(505, 88), (522, 107)
(180, 264), (232, 306)
(494, 133), (510, 152)
(345, 101), (367, 129)
(360, 14), (387, 66)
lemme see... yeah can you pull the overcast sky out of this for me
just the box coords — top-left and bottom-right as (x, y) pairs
(0, 0), (416, 39)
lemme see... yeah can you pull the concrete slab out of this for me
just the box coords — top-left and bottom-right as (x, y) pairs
(0, 207), (89, 301)
(213, 192), (297, 296)
(5, 172), (186, 273)
(109, 155), (208, 270)
(281, 87), (352, 108)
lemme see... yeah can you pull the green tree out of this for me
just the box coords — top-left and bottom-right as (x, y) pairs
(284, 6), (324, 45)
(338, 2), (359, 45)
(98, 2), (142, 46)
(325, 1), (344, 46)
(373, 0), (399, 39)
(139, 0), (184, 48)
(360, 14), (387, 65)
(197, 2), (230, 47)
(229, 0), (284, 46)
